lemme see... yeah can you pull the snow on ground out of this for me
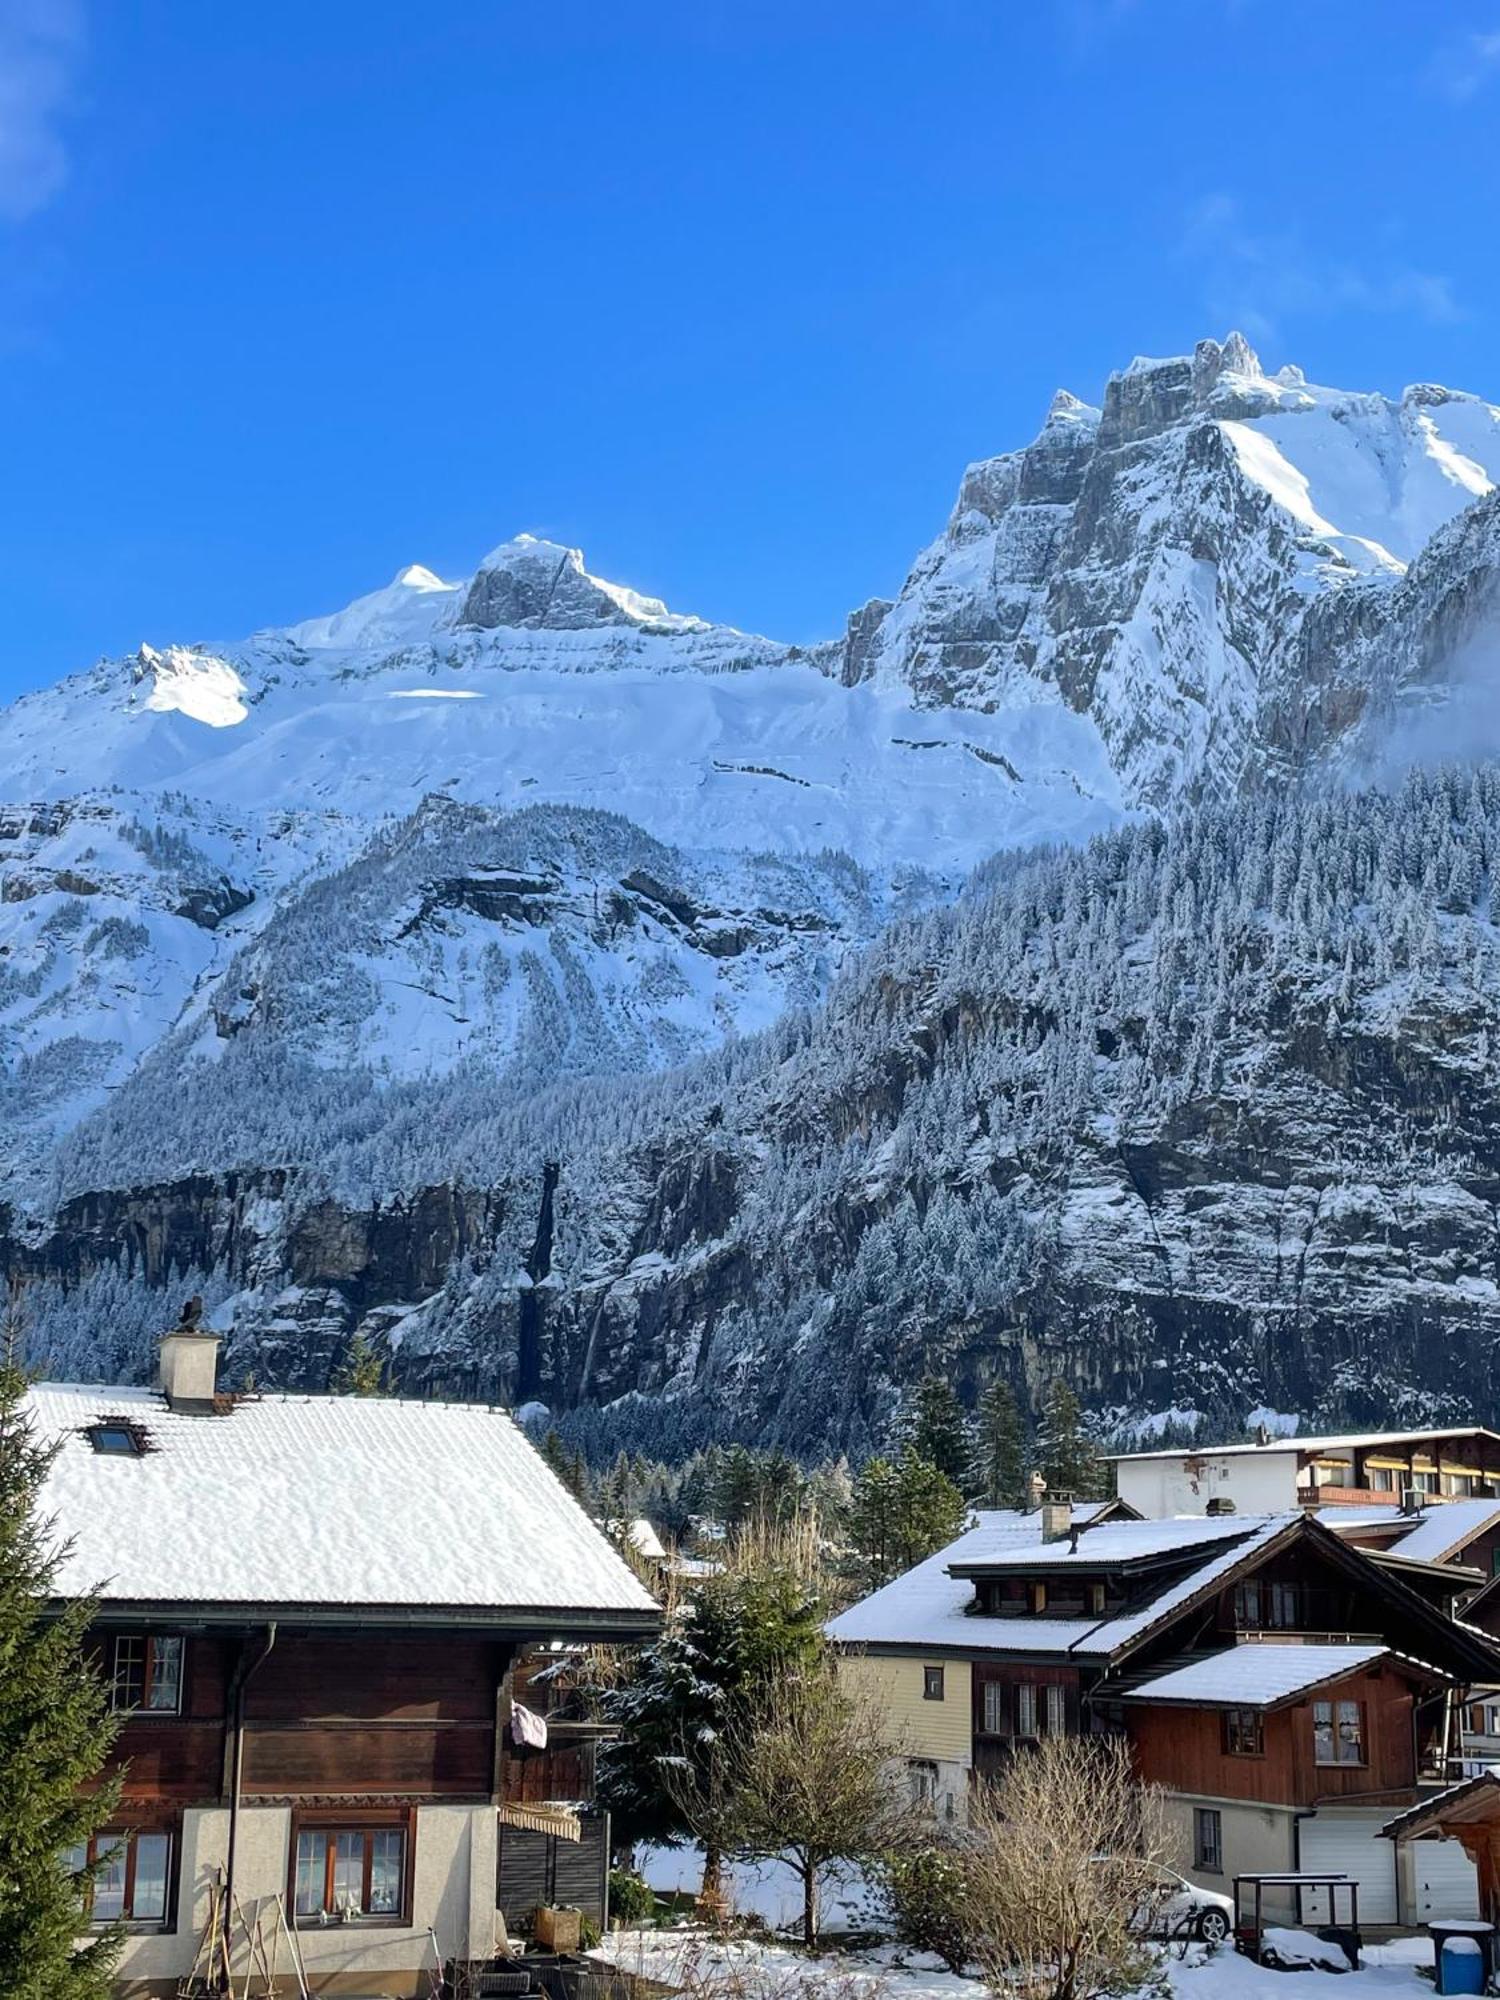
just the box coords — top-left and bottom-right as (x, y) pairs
(593, 1930), (1442, 2000)
(639, 1846), (877, 1934)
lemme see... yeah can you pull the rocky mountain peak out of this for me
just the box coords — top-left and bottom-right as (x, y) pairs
(459, 534), (675, 631)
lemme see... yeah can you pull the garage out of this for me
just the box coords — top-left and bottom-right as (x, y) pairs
(1412, 1838), (1482, 1921)
(1298, 1811), (1399, 1925)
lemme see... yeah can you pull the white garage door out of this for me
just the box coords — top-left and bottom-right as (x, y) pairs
(1414, 1839), (1481, 1921)
(1298, 1812), (1399, 1925)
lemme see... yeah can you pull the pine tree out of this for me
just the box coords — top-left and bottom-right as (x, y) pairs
(971, 1378), (1028, 1508)
(897, 1375), (971, 1488)
(845, 1447), (969, 1590)
(539, 1427), (588, 1502)
(329, 1331), (386, 1397)
(0, 1335), (124, 1998)
(594, 1537), (825, 1901)
(1037, 1378), (1104, 1501)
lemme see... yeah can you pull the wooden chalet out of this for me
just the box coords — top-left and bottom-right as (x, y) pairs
(830, 1499), (1500, 1930)
(31, 1315), (660, 1998)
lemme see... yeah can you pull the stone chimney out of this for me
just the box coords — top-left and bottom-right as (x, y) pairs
(1026, 1470), (1047, 1512)
(158, 1295), (221, 1415)
(1040, 1496), (1074, 1544)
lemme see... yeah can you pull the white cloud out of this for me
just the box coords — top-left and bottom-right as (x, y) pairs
(1180, 193), (1464, 343)
(1427, 28), (1500, 101)
(0, 0), (86, 223)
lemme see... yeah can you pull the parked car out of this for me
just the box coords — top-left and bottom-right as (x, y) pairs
(1129, 1866), (1235, 1944)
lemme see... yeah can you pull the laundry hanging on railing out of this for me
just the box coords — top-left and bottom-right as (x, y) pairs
(510, 1700), (549, 1751)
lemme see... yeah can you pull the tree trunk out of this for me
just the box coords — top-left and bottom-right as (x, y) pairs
(698, 1841), (727, 1925)
(802, 1858), (818, 1948)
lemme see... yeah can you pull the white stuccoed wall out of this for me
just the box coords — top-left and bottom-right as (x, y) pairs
(1116, 1449), (1300, 1518)
(102, 1802), (496, 1995)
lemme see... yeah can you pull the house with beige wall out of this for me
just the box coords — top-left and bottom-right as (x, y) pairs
(34, 1311), (659, 1996)
(829, 1499), (1500, 1929)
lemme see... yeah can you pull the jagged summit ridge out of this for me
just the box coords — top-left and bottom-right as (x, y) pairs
(844, 331), (1500, 805)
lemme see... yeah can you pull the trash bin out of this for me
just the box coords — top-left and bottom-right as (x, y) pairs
(1439, 1936), (1486, 1996)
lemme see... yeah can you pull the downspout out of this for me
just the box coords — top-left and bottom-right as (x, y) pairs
(224, 1623), (278, 1966)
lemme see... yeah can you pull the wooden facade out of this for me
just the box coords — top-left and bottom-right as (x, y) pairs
(1130, 1662), (1429, 1807)
(97, 1629), (513, 1812)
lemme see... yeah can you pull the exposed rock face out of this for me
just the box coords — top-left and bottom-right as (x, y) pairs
(6, 333), (1500, 1449)
(459, 536), (652, 630)
(847, 334), (1500, 808)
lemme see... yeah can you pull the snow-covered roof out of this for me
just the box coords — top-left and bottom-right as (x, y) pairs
(1122, 1644), (1390, 1709)
(825, 1503), (1206, 1658)
(1111, 1427), (1500, 1464)
(27, 1381), (660, 1627)
(1318, 1497), (1500, 1566)
(948, 1514), (1252, 1574)
(1377, 1499), (1500, 1565)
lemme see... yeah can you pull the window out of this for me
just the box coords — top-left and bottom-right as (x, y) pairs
(1028, 1582), (1048, 1615)
(1087, 1581), (1106, 1617)
(1193, 1807), (1223, 1874)
(922, 1664), (945, 1702)
(908, 1759), (939, 1809)
(1313, 1699), (1366, 1766)
(1234, 1580), (1301, 1631)
(1016, 1683), (1039, 1739)
(293, 1823), (407, 1922)
(64, 1830), (172, 1926)
(1370, 1467), (1395, 1492)
(88, 1425), (140, 1455)
(1223, 1707), (1264, 1756)
(1044, 1684), (1066, 1738)
(981, 1680), (1007, 1736)
(109, 1635), (183, 1714)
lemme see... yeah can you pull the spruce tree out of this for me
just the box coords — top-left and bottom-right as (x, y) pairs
(846, 1447), (969, 1589)
(971, 1378), (1028, 1508)
(898, 1375), (972, 1488)
(0, 1343), (124, 1999)
(1037, 1378), (1104, 1501)
(329, 1331), (386, 1397)
(594, 1538), (825, 1901)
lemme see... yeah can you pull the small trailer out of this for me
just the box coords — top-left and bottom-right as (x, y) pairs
(1233, 1871), (1362, 1969)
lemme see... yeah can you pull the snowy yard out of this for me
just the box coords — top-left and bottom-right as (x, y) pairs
(593, 1927), (1447, 2000)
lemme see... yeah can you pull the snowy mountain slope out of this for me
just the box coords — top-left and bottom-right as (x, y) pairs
(7, 331), (1500, 1444)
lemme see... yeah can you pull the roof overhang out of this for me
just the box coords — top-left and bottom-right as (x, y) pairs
(54, 1597), (662, 1640)
(1109, 1647), (1453, 1714)
(1383, 1772), (1500, 1844)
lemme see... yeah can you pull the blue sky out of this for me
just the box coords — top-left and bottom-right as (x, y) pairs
(2, 0), (1499, 697)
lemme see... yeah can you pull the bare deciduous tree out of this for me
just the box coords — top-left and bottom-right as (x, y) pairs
(963, 1735), (1176, 2000)
(724, 1660), (909, 1947)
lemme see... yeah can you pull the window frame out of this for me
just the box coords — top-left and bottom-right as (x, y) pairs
(288, 1808), (415, 1928)
(108, 1634), (185, 1716)
(1312, 1697), (1367, 1767)
(1222, 1707), (1264, 1757)
(922, 1664), (945, 1702)
(1193, 1806), (1223, 1875)
(980, 1679), (1007, 1737)
(65, 1826), (176, 1930)
(1015, 1682), (1039, 1739)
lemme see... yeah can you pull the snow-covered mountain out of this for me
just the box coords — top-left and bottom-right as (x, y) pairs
(6, 332), (1500, 1444)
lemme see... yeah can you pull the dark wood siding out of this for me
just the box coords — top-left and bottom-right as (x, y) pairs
(498, 1812), (610, 1928)
(94, 1626), (510, 1807)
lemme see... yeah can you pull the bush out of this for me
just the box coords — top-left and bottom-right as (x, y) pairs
(608, 1868), (657, 1927)
(881, 1841), (969, 1971)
